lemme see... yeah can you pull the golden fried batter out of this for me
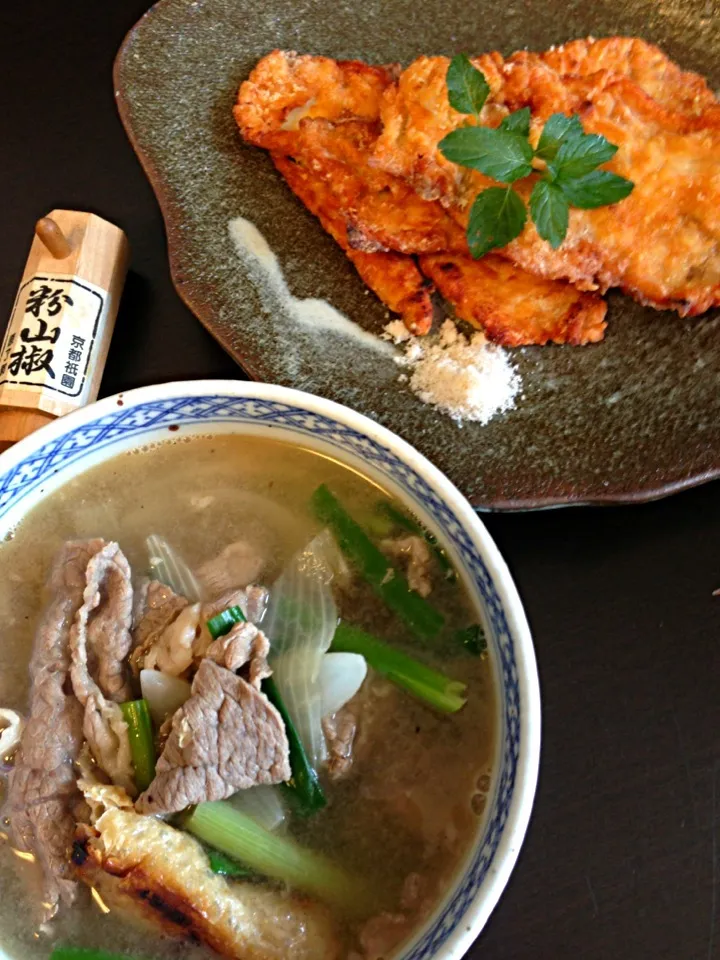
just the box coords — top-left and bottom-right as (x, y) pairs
(371, 43), (720, 314)
(236, 49), (610, 343)
(272, 154), (434, 334)
(419, 253), (607, 346)
(535, 37), (717, 116)
(73, 815), (339, 960)
(235, 49), (396, 150)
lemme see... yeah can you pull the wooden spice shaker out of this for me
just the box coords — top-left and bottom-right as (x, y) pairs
(0, 210), (129, 450)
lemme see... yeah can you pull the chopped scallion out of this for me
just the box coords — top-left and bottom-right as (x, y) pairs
(332, 623), (467, 713)
(206, 605), (246, 640)
(120, 699), (156, 792)
(262, 676), (326, 816)
(206, 847), (255, 879)
(454, 624), (487, 656)
(311, 485), (444, 640)
(185, 802), (366, 912)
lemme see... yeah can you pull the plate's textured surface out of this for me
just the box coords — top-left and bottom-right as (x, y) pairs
(114, 0), (720, 509)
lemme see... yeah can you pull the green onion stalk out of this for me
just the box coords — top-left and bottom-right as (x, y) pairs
(311, 485), (444, 640)
(332, 623), (467, 713)
(185, 801), (367, 912)
(120, 699), (156, 792)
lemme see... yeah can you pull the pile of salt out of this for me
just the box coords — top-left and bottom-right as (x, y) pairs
(385, 319), (522, 425)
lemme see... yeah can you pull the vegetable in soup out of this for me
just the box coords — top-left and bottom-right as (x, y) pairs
(0, 435), (495, 960)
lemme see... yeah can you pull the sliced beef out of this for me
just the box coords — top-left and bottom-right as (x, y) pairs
(131, 581), (189, 672)
(206, 621), (271, 688)
(133, 583), (269, 675)
(322, 706), (358, 781)
(359, 874), (432, 959)
(399, 871), (428, 911)
(70, 544), (136, 795)
(156, 713), (175, 756)
(4, 539), (102, 920)
(194, 586), (269, 660)
(202, 585), (269, 626)
(197, 540), (266, 597)
(359, 913), (413, 960)
(380, 535), (433, 598)
(136, 659), (290, 815)
(78, 541), (134, 702)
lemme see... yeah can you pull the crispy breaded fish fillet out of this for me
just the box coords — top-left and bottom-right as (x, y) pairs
(237, 53), (434, 332)
(419, 253), (607, 346)
(371, 44), (720, 315)
(234, 49), (397, 151)
(272, 153), (434, 334)
(276, 153), (607, 345)
(235, 51), (466, 255)
(73, 808), (340, 960)
(236, 50), (609, 343)
(535, 37), (717, 117)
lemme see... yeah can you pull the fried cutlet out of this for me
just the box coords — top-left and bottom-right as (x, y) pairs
(73, 808), (339, 960)
(236, 50), (609, 343)
(419, 252), (607, 346)
(371, 44), (720, 314)
(272, 153), (434, 334)
(535, 37), (717, 117)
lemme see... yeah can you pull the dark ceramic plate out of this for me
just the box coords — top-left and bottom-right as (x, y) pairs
(114, 0), (720, 510)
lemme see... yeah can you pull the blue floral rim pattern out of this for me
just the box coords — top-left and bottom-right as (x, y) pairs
(0, 394), (522, 959)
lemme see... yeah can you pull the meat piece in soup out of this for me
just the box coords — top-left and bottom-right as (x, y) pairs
(0, 435), (495, 960)
(136, 659), (291, 816)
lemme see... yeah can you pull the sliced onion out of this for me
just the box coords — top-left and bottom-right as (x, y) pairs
(318, 652), (367, 718)
(263, 531), (339, 767)
(140, 669), (192, 726)
(146, 534), (202, 602)
(0, 708), (24, 764)
(307, 528), (351, 584)
(227, 785), (287, 833)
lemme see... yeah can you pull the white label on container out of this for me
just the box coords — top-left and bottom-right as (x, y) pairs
(0, 273), (108, 406)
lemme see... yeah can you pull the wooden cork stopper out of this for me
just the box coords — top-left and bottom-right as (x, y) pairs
(35, 217), (73, 260)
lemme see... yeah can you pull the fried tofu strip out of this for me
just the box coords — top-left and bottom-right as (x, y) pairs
(419, 253), (606, 346)
(371, 44), (720, 315)
(236, 51), (610, 342)
(73, 810), (340, 960)
(272, 154), (434, 334)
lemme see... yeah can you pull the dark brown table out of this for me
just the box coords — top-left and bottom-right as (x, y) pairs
(2, 4), (718, 959)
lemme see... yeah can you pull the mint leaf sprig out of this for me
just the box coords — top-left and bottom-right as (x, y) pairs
(439, 55), (634, 257)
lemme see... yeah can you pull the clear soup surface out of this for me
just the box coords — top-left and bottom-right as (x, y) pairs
(0, 434), (495, 960)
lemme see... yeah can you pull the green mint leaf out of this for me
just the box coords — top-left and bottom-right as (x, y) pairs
(549, 133), (618, 181)
(446, 54), (490, 116)
(467, 186), (527, 257)
(499, 107), (531, 137)
(530, 180), (569, 249)
(558, 169), (634, 208)
(535, 113), (584, 161)
(439, 127), (533, 183)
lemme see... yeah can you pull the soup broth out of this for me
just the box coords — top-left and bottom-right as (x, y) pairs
(0, 434), (495, 960)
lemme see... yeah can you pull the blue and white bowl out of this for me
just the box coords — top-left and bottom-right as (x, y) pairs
(0, 380), (541, 960)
